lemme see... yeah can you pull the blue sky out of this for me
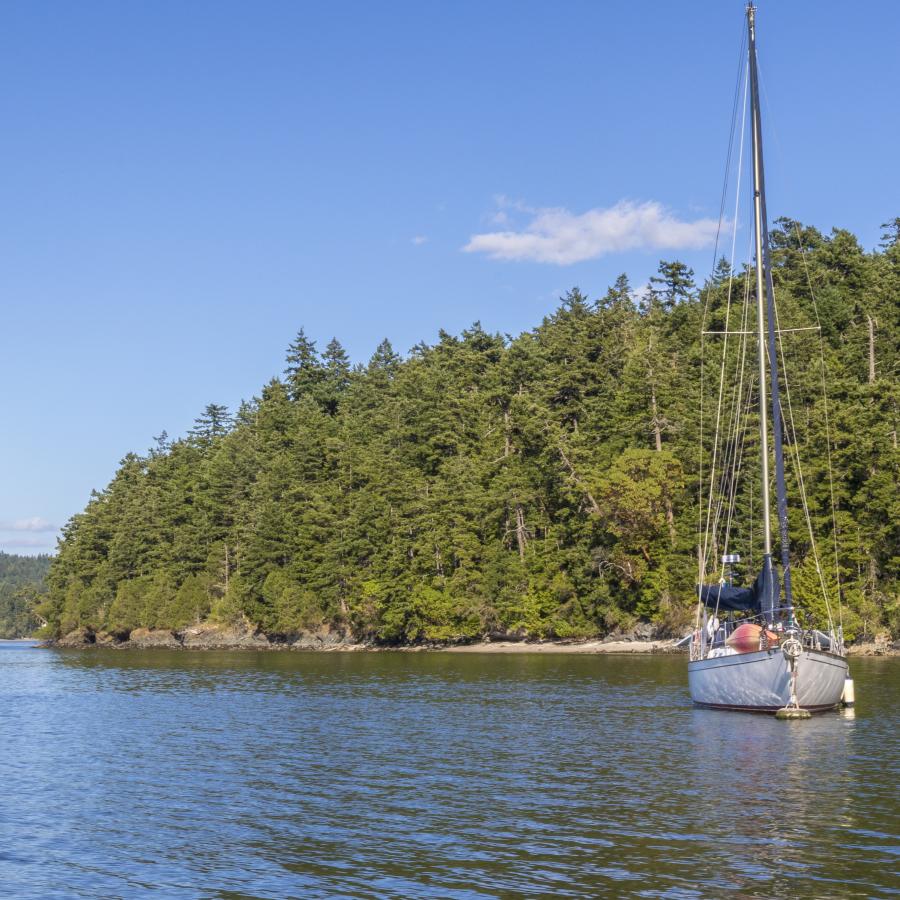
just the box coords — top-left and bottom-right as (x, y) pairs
(1, 1), (897, 554)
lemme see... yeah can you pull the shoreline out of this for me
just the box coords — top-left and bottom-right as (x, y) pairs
(43, 624), (688, 654)
(38, 623), (900, 656)
(45, 638), (683, 654)
(436, 639), (679, 654)
(38, 629), (900, 657)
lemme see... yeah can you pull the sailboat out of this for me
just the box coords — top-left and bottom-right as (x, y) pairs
(688, 4), (850, 715)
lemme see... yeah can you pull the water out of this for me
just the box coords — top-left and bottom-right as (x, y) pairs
(0, 643), (897, 899)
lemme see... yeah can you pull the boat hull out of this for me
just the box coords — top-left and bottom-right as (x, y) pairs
(688, 647), (847, 712)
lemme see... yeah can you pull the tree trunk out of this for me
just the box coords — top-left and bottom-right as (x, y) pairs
(557, 442), (600, 514)
(867, 314), (876, 384)
(223, 544), (230, 593)
(651, 384), (677, 547)
(515, 503), (528, 559)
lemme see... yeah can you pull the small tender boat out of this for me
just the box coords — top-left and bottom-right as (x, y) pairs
(688, 4), (849, 715)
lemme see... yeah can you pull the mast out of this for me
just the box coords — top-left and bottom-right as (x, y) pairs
(747, 3), (794, 620)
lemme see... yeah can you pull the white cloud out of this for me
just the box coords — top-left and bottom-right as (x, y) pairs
(2, 538), (52, 549)
(632, 282), (651, 304)
(463, 199), (722, 265)
(411, 235), (429, 246)
(0, 517), (57, 533)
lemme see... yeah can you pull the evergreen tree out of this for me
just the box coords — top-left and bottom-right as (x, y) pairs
(649, 260), (695, 310)
(189, 404), (232, 446)
(284, 328), (323, 401)
(880, 217), (900, 249)
(44, 218), (900, 644)
(319, 337), (351, 415)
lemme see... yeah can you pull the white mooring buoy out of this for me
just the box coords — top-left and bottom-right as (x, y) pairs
(841, 677), (855, 708)
(775, 706), (811, 720)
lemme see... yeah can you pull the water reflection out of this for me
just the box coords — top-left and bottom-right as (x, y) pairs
(685, 710), (857, 892)
(0, 645), (896, 898)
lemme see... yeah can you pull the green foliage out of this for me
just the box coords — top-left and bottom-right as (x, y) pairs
(0, 553), (51, 638)
(107, 577), (152, 634)
(262, 570), (323, 634)
(209, 575), (246, 626)
(44, 219), (899, 642)
(378, 583), (481, 644)
(162, 574), (210, 628)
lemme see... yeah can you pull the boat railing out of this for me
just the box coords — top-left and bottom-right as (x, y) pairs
(690, 606), (843, 661)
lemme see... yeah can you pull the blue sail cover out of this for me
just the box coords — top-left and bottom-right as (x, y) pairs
(698, 559), (779, 617)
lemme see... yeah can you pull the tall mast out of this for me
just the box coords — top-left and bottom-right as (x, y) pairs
(747, 3), (794, 619)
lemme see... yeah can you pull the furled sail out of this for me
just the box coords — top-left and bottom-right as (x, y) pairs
(698, 561), (778, 615)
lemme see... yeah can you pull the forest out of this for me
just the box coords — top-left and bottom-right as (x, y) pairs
(0, 552), (51, 638)
(41, 218), (898, 644)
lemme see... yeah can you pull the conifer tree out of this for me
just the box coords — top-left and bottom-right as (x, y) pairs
(649, 260), (695, 310)
(43, 218), (900, 643)
(189, 404), (232, 446)
(284, 328), (323, 401)
(319, 337), (351, 415)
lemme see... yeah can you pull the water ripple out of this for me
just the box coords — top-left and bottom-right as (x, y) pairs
(0, 643), (897, 898)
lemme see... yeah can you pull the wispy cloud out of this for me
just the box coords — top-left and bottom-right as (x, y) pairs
(2, 537), (53, 549)
(464, 199), (722, 265)
(632, 282), (651, 305)
(0, 517), (57, 533)
(411, 235), (429, 246)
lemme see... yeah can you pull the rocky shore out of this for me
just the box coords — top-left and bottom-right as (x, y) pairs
(46, 623), (685, 654)
(846, 639), (900, 657)
(44, 624), (900, 656)
(50, 623), (361, 652)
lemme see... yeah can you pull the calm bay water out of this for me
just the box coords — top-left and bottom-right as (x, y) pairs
(0, 643), (897, 899)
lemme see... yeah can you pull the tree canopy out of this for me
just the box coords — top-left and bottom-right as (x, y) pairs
(0, 553), (51, 638)
(42, 220), (899, 643)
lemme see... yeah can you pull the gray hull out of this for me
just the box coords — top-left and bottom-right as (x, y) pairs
(688, 647), (848, 712)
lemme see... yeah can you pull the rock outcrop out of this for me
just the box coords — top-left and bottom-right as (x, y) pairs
(46, 622), (364, 651)
(55, 627), (97, 647)
(179, 623), (270, 650)
(126, 628), (182, 649)
(290, 624), (353, 650)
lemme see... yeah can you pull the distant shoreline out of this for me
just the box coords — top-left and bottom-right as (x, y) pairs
(43, 624), (685, 654)
(433, 639), (679, 654)
(39, 626), (900, 656)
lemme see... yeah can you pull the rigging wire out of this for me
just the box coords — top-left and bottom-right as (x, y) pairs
(699, 56), (750, 588)
(698, 24), (750, 616)
(757, 67), (845, 632)
(707, 236), (754, 631)
(708, 236), (752, 568)
(771, 292), (837, 634)
(716, 265), (755, 567)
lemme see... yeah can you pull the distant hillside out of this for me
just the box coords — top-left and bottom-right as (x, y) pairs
(0, 552), (52, 638)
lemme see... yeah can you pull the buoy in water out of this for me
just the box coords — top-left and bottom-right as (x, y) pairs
(775, 706), (811, 719)
(841, 677), (855, 708)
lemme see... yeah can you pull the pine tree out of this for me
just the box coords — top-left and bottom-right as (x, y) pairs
(880, 217), (900, 249)
(189, 404), (232, 446)
(319, 337), (351, 415)
(284, 328), (324, 401)
(649, 260), (695, 310)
